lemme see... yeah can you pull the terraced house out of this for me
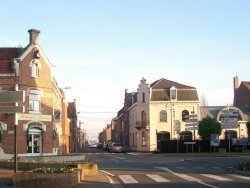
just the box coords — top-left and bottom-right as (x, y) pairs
(0, 29), (71, 157)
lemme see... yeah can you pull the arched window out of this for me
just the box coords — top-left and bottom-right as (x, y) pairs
(29, 60), (41, 78)
(160, 110), (167, 122)
(142, 131), (146, 146)
(182, 110), (189, 122)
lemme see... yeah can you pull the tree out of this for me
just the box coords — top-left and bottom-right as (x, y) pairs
(198, 116), (222, 140)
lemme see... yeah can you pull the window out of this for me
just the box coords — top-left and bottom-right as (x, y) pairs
(170, 86), (177, 100)
(160, 110), (167, 122)
(29, 90), (41, 113)
(182, 110), (189, 121)
(142, 92), (145, 103)
(29, 60), (41, 77)
(141, 111), (147, 127)
(142, 131), (146, 146)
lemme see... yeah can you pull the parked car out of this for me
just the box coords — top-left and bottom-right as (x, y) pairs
(109, 142), (124, 153)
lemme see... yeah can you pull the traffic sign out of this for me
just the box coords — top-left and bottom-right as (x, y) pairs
(185, 122), (198, 126)
(185, 114), (197, 118)
(0, 106), (25, 113)
(186, 118), (198, 123)
(0, 91), (25, 103)
(185, 127), (198, 131)
(221, 124), (238, 129)
(221, 110), (239, 114)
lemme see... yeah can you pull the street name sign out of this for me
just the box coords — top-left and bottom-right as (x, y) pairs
(185, 127), (199, 131)
(221, 110), (238, 129)
(0, 91), (25, 103)
(0, 106), (25, 114)
(0, 90), (25, 114)
(185, 122), (198, 126)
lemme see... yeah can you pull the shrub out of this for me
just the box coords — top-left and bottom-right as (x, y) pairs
(26, 167), (75, 173)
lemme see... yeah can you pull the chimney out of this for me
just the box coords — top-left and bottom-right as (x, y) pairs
(28, 29), (40, 45)
(233, 76), (239, 106)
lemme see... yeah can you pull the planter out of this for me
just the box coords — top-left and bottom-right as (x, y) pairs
(68, 163), (98, 175)
(13, 171), (79, 187)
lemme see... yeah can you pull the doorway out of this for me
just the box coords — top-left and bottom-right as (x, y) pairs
(27, 129), (42, 155)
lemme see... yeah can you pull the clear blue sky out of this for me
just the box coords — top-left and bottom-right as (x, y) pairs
(1, 0), (250, 141)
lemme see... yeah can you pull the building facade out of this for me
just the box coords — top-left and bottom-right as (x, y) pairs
(127, 77), (200, 152)
(0, 29), (70, 157)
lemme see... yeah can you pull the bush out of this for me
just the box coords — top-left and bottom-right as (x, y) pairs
(26, 167), (75, 173)
(239, 161), (250, 171)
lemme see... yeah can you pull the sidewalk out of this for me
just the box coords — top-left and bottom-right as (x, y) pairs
(0, 168), (115, 188)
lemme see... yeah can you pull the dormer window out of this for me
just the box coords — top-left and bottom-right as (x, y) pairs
(29, 60), (41, 78)
(170, 86), (177, 100)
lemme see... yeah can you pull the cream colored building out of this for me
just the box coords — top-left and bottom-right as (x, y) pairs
(128, 78), (200, 152)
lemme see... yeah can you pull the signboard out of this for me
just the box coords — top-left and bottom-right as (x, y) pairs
(185, 122), (198, 126)
(210, 134), (219, 146)
(18, 114), (52, 122)
(0, 106), (24, 114)
(0, 91), (25, 103)
(185, 127), (198, 131)
(221, 110), (238, 129)
(185, 114), (198, 130)
(185, 114), (197, 118)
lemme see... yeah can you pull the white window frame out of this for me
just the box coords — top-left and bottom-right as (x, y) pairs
(29, 90), (41, 113)
(29, 60), (41, 78)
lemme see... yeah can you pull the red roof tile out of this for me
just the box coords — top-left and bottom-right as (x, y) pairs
(0, 48), (22, 73)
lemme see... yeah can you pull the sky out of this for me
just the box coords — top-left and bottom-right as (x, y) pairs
(1, 0), (250, 141)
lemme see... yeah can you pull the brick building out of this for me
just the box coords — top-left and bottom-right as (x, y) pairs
(0, 29), (70, 157)
(233, 76), (250, 107)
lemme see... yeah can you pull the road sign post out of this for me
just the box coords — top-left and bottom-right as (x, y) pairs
(185, 114), (198, 140)
(0, 86), (25, 173)
(220, 110), (239, 153)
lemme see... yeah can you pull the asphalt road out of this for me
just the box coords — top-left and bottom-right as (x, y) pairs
(84, 147), (250, 188)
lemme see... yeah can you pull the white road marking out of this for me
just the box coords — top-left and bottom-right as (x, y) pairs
(106, 153), (126, 159)
(201, 174), (232, 181)
(146, 174), (170, 182)
(118, 175), (138, 184)
(198, 181), (220, 188)
(155, 167), (201, 181)
(227, 174), (250, 180)
(99, 170), (115, 177)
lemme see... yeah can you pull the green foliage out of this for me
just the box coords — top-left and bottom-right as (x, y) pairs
(26, 167), (75, 173)
(239, 161), (250, 171)
(198, 116), (222, 140)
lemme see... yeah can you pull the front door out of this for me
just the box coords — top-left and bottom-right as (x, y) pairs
(27, 129), (42, 156)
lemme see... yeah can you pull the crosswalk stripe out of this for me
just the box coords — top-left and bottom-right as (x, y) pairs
(146, 174), (170, 182)
(173, 173), (201, 182)
(201, 174), (232, 181)
(118, 175), (138, 184)
(227, 174), (250, 180)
